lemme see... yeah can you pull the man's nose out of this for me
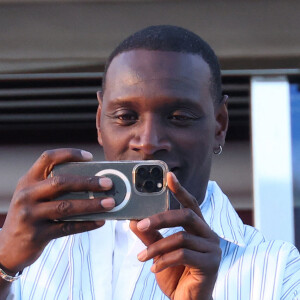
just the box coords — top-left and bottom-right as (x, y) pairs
(129, 116), (171, 156)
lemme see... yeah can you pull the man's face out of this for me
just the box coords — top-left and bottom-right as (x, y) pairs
(97, 50), (227, 207)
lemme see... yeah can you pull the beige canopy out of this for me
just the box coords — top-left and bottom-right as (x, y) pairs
(1, 0), (300, 74)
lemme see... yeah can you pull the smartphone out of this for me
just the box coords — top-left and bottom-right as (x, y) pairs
(50, 160), (169, 220)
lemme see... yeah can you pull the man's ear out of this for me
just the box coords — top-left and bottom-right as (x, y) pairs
(96, 91), (103, 146)
(214, 95), (229, 151)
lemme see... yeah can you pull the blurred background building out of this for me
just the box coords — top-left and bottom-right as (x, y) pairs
(0, 0), (299, 248)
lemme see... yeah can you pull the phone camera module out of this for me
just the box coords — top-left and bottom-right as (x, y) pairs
(135, 164), (164, 193)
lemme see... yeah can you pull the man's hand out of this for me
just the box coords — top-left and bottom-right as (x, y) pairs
(130, 172), (221, 300)
(0, 148), (115, 276)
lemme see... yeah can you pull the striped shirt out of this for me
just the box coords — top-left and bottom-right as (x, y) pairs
(8, 181), (300, 299)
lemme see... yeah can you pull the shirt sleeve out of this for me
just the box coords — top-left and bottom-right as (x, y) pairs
(280, 245), (300, 300)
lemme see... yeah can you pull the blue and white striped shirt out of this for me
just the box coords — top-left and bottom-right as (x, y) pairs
(8, 181), (300, 299)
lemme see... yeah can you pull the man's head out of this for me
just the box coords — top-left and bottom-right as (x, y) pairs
(102, 25), (222, 104)
(97, 25), (228, 207)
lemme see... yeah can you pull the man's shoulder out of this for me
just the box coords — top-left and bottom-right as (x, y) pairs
(218, 226), (300, 299)
(237, 223), (300, 269)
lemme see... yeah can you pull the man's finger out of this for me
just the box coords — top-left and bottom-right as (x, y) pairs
(137, 231), (216, 262)
(27, 148), (93, 181)
(129, 220), (163, 247)
(47, 220), (106, 240)
(150, 248), (219, 274)
(167, 172), (203, 218)
(136, 208), (213, 238)
(16, 175), (112, 203)
(34, 197), (115, 220)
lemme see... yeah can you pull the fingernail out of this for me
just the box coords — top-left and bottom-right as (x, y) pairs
(137, 218), (150, 231)
(150, 264), (156, 273)
(99, 177), (112, 188)
(81, 150), (93, 160)
(101, 198), (115, 208)
(95, 220), (105, 226)
(137, 249), (147, 261)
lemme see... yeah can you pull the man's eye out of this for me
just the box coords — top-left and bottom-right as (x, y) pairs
(168, 111), (199, 122)
(111, 111), (138, 125)
(169, 115), (193, 121)
(116, 114), (137, 121)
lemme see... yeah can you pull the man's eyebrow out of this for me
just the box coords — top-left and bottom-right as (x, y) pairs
(106, 98), (140, 108)
(108, 96), (202, 106)
(105, 96), (205, 114)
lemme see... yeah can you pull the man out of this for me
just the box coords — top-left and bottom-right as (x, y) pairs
(0, 25), (299, 299)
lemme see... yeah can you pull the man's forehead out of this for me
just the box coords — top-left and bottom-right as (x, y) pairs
(105, 49), (211, 90)
(101, 49), (214, 111)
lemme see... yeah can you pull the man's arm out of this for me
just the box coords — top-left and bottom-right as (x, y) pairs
(130, 172), (221, 300)
(0, 148), (115, 298)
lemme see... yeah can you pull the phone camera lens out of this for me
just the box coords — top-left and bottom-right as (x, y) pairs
(150, 167), (162, 179)
(137, 167), (148, 179)
(143, 180), (155, 192)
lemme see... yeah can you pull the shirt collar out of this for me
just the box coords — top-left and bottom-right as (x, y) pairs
(200, 181), (246, 247)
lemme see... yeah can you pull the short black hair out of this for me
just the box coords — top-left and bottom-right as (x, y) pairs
(102, 25), (222, 103)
